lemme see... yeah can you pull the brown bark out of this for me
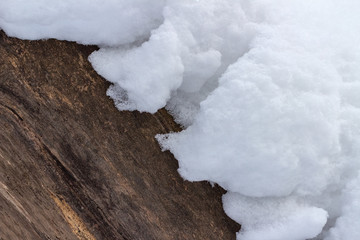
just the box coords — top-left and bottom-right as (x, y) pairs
(0, 31), (239, 240)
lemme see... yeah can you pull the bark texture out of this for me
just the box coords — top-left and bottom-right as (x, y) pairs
(0, 31), (239, 240)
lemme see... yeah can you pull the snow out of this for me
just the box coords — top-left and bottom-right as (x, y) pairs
(223, 193), (328, 240)
(325, 172), (360, 240)
(2, 0), (360, 239)
(90, 0), (253, 113)
(0, 0), (165, 46)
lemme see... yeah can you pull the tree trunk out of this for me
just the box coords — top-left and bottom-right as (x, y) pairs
(0, 31), (239, 240)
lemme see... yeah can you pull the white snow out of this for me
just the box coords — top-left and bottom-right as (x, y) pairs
(325, 172), (360, 240)
(2, 0), (360, 239)
(90, 0), (253, 113)
(0, 0), (165, 46)
(223, 193), (328, 240)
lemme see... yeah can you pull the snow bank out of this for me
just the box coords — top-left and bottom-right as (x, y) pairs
(2, 0), (360, 239)
(159, 1), (360, 238)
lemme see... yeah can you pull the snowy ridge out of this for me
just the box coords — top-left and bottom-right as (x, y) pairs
(2, 0), (360, 239)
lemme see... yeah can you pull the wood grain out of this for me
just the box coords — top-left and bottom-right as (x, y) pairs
(0, 31), (239, 240)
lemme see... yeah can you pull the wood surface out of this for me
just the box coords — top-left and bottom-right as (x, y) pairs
(0, 31), (239, 240)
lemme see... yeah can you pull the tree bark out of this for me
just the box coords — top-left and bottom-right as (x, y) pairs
(0, 31), (239, 240)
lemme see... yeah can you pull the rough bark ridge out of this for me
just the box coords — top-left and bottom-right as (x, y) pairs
(0, 31), (239, 240)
